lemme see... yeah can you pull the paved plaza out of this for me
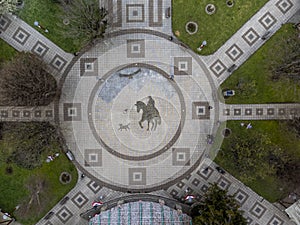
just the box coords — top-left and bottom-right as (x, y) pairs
(0, 0), (300, 224)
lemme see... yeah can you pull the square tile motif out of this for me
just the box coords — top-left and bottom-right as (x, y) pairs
(197, 167), (213, 180)
(45, 110), (53, 117)
(174, 57), (192, 75)
(56, 206), (73, 223)
(245, 108), (252, 115)
(259, 12), (277, 30)
(242, 28), (260, 46)
(176, 181), (184, 189)
(34, 110), (42, 117)
(278, 108), (286, 115)
(276, 0), (293, 14)
(80, 58), (98, 76)
(12, 27), (30, 45)
(267, 215), (284, 225)
(44, 222), (53, 225)
(12, 110), (20, 117)
(0, 110), (8, 118)
(209, 59), (226, 77)
(234, 189), (249, 205)
(87, 180), (101, 193)
(250, 202), (267, 219)
(127, 39), (145, 58)
(267, 108), (274, 115)
(290, 108), (298, 115)
(23, 110), (31, 117)
(129, 168), (146, 185)
(0, 16), (12, 32)
(192, 102), (210, 119)
(225, 44), (243, 61)
(217, 177), (231, 190)
(172, 148), (190, 166)
(192, 178), (200, 187)
(201, 184), (208, 193)
(126, 4), (144, 23)
(84, 149), (102, 167)
(223, 109), (230, 116)
(31, 41), (49, 58)
(50, 54), (67, 71)
(63, 103), (82, 121)
(234, 108), (241, 116)
(256, 108), (263, 115)
(71, 191), (88, 208)
(170, 189), (179, 197)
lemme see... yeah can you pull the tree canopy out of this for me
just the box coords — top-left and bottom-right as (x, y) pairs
(192, 183), (247, 225)
(61, 0), (108, 46)
(0, 52), (57, 106)
(0, 0), (19, 15)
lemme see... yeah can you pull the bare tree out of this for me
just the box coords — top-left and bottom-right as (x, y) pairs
(0, 0), (19, 15)
(0, 52), (57, 106)
(61, 0), (108, 46)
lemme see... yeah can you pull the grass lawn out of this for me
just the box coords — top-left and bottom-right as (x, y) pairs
(0, 39), (17, 64)
(18, 0), (82, 52)
(221, 24), (300, 104)
(172, 0), (268, 55)
(215, 120), (300, 202)
(0, 123), (78, 225)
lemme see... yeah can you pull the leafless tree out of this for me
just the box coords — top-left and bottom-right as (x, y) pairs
(0, 52), (57, 106)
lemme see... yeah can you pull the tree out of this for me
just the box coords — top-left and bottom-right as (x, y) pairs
(0, 52), (57, 106)
(0, 0), (19, 15)
(220, 131), (281, 182)
(4, 122), (58, 169)
(192, 183), (247, 225)
(61, 0), (108, 46)
(268, 28), (300, 81)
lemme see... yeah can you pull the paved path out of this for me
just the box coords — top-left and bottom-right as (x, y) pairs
(221, 103), (300, 121)
(0, 14), (73, 82)
(0, 0), (299, 225)
(202, 0), (300, 85)
(0, 104), (55, 122)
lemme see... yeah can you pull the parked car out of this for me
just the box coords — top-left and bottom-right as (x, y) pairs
(223, 90), (235, 97)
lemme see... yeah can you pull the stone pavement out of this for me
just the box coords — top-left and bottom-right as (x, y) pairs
(202, 0), (300, 85)
(221, 103), (300, 121)
(0, 104), (55, 122)
(0, 0), (299, 225)
(0, 14), (73, 81)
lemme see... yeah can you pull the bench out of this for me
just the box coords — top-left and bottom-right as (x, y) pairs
(60, 196), (69, 205)
(44, 211), (54, 220)
(261, 31), (271, 40)
(165, 7), (171, 18)
(66, 150), (74, 161)
(227, 64), (236, 73)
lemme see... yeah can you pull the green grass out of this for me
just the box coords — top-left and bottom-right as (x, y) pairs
(0, 126), (78, 225)
(18, 0), (81, 52)
(221, 24), (300, 104)
(215, 120), (300, 202)
(172, 0), (268, 54)
(0, 39), (17, 63)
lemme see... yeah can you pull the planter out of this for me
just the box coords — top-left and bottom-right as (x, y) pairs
(222, 128), (232, 138)
(226, 0), (234, 7)
(205, 4), (216, 15)
(185, 21), (198, 35)
(63, 18), (70, 25)
(59, 172), (72, 184)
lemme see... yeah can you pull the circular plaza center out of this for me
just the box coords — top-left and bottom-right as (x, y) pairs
(58, 33), (219, 191)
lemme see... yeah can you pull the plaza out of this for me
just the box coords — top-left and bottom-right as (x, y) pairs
(0, 0), (300, 224)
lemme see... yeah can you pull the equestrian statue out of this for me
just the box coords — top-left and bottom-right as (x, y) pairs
(135, 96), (161, 131)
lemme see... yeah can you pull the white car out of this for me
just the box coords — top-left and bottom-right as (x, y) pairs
(223, 90), (235, 97)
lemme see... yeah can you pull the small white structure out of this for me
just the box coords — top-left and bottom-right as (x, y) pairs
(285, 199), (300, 225)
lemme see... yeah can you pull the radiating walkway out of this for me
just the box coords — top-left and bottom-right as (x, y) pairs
(0, 104), (55, 122)
(221, 103), (300, 121)
(0, 14), (73, 81)
(202, 0), (300, 85)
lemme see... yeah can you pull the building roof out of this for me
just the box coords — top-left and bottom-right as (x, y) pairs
(89, 201), (192, 225)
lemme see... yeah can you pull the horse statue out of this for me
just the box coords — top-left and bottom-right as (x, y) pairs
(135, 96), (161, 131)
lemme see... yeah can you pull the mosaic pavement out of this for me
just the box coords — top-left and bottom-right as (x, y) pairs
(0, 0), (300, 224)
